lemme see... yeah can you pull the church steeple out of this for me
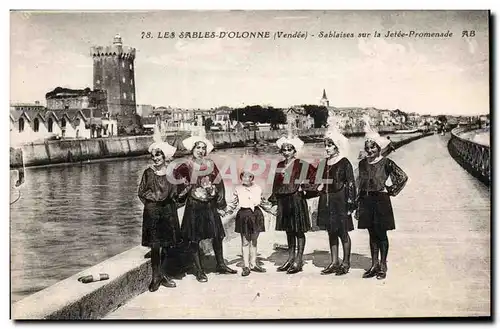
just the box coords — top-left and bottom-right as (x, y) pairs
(320, 89), (329, 107)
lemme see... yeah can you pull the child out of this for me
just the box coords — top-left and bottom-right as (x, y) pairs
(222, 170), (276, 277)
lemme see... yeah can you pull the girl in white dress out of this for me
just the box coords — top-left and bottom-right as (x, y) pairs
(223, 170), (276, 277)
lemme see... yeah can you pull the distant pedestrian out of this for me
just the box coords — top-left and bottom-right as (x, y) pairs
(222, 170), (276, 277)
(138, 138), (187, 291)
(386, 136), (396, 153)
(355, 127), (408, 280)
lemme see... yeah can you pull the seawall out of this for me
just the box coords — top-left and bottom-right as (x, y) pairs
(448, 126), (490, 186)
(11, 131), (433, 320)
(10, 126), (415, 168)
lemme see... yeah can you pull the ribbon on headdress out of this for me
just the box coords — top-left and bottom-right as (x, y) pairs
(148, 123), (177, 158)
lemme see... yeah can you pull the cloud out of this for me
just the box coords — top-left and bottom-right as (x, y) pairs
(12, 38), (50, 60)
(12, 38), (91, 68)
(144, 27), (253, 71)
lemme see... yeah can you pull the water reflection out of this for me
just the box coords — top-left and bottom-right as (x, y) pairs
(11, 137), (372, 302)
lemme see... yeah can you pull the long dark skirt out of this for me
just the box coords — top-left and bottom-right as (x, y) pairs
(275, 192), (311, 233)
(181, 197), (226, 242)
(357, 192), (395, 230)
(235, 207), (266, 235)
(317, 189), (354, 234)
(142, 200), (182, 247)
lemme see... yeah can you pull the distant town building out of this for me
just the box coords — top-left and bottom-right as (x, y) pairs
(214, 107), (231, 122)
(10, 101), (45, 112)
(171, 108), (194, 123)
(214, 107), (232, 131)
(286, 106), (314, 130)
(10, 106), (117, 144)
(195, 109), (216, 124)
(136, 104), (154, 117)
(406, 112), (421, 125)
(90, 34), (139, 134)
(46, 87), (107, 111)
(151, 106), (172, 132)
(141, 116), (157, 134)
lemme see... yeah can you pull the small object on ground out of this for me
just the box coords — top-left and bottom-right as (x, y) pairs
(78, 273), (110, 283)
(273, 243), (288, 251)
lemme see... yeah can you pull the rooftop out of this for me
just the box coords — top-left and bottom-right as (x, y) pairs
(45, 87), (95, 99)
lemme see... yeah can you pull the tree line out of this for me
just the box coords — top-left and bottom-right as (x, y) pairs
(228, 105), (329, 129)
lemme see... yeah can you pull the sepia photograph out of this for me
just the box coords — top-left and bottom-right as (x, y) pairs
(9, 9), (490, 320)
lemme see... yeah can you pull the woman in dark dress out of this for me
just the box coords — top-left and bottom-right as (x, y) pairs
(316, 129), (356, 276)
(268, 136), (316, 274)
(356, 131), (408, 280)
(176, 134), (237, 283)
(138, 140), (187, 291)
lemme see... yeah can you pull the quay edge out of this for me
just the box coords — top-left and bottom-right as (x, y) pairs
(10, 127), (428, 169)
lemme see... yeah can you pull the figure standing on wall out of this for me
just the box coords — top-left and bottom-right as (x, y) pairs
(355, 126), (408, 280)
(10, 147), (25, 188)
(138, 136), (188, 291)
(268, 135), (316, 274)
(10, 146), (25, 205)
(386, 136), (396, 154)
(315, 121), (357, 276)
(176, 131), (237, 283)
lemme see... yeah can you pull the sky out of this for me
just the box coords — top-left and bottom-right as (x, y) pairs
(10, 10), (489, 115)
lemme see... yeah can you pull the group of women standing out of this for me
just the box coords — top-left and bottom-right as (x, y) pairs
(137, 124), (408, 291)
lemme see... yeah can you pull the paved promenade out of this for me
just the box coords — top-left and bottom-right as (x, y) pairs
(106, 134), (490, 319)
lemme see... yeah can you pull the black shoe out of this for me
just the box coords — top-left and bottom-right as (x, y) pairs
(376, 263), (387, 280)
(216, 264), (237, 274)
(320, 262), (340, 275)
(161, 275), (176, 288)
(242, 267), (251, 277)
(335, 263), (350, 276)
(195, 271), (208, 283)
(251, 265), (266, 273)
(144, 251), (152, 259)
(362, 265), (380, 279)
(287, 262), (303, 274)
(148, 277), (162, 292)
(277, 259), (294, 272)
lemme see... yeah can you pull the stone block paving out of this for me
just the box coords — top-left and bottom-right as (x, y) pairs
(106, 135), (490, 319)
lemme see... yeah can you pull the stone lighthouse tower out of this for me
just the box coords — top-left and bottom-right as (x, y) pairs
(90, 34), (138, 134)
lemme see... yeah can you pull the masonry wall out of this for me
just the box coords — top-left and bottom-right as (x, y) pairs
(11, 126), (413, 168)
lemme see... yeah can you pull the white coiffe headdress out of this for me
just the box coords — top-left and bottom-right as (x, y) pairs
(276, 136), (304, 152)
(182, 117), (215, 155)
(362, 115), (390, 150)
(148, 123), (177, 158)
(324, 115), (349, 156)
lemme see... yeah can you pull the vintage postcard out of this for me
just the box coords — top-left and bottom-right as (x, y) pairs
(9, 10), (490, 320)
